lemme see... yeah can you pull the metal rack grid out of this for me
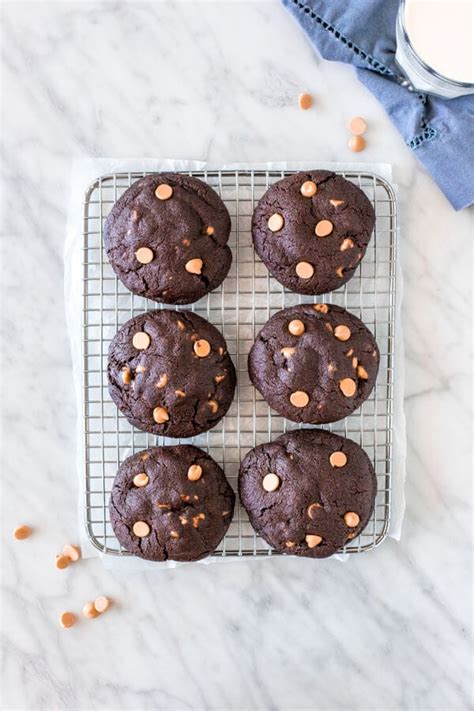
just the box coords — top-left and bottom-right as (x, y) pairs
(82, 168), (398, 558)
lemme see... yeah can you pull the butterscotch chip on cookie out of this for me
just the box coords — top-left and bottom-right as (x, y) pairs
(109, 446), (235, 562)
(248, 303), (379, 424)
(104, 174), (232, 305)
(239, 429), (376, 558)
(108, 310), (236, 438)
(252, 170), (375, 295)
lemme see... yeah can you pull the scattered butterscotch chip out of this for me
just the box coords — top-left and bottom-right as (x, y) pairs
(315, 220), (333, 237)
(132, 331), (151, 350)
(327, 362), (336, 374)
(63, 544), (81, 562)
(177, 320), (186, 331)
(330, 199), (345, 207)
(348, 135), (366, 152)
(268, 213), (284, 232)
(298, 92), (313, 110)
(307, 503), (322, 519)
(349, 116), (367, 135)
(156, 502), (171, 509)
(340, 238), (354, 251)
(288, 319), (305, 336)
(339, 378), (357, 397)
(94, 596), (111, 614)
(218, 346), (225, 356)
(156, 373), (168, 388)
(135, 247), (154, 264)
(193, 339), (211, 358)
(205, 225), (215, 235)
(352, 357), (358, 369)
(188, 464), (203, 482)
(306, 534), (322, 548)
(121, 367), (132, 385)
(133, 521), (150, 537)
(155, 183), (173, 200)
(344, 512), (360, 527)
(170, 530), (179, 539)
(334, 325), (351, 342)
(214, 374), (226, 384)
(185, 258), (203, 275)
(300, 180), (317, 197)
(175, 389), (186, 397)
(285, 541), (296, 548)
(59, 612), (76, 629)
(329, 451), (347, 468)
(136, 365), (146, 374)
(208, 399), (219, 414)
(290, 390), (309, 408)
(281, 346), (295, 359)
(182, 238), (191, 247)
(192, 513), (206, 528)
(335, 266), (344, 278)
(179, 515), (188, 525)
(153, 406), (169, 424)
(346, 348), (354, 357)
(82, 602), (99, 619)
(55, 554), (71, 570)
(313, 303), (329, 314)
(296, 261), (314, 279)
(13, 525), (32, 540)
(133, 473), (149, 488)
(357, 365), (369, 380)
(262, 473), (280, 492)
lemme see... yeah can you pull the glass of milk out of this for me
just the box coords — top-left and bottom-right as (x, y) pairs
(395, 0), (474, 98)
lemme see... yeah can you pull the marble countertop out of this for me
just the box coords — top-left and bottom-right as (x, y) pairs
(2, 2), (472, 709)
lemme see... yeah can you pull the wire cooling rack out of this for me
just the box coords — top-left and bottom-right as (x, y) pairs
(82, 168), (398, 558)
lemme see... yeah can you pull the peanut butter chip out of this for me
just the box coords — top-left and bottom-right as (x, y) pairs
(330, 199), (345, 207)
(298, 92), (313, 110)
(60, 612), (76, 629)
(307, 503), (322, 519)
(193, 339), (211, 358)
(290, 390), (309, 408)
(329, 451), (347, 468)
(285, 541), (296, 548)
(177, 319), (186, 331)
(344, 512), (360, 527)
(153, 406), (169, 424)
(122, 367), (132, 385)
(352, 357), (358, 369)
(205, 225), (215, 235)
(13, 525), (31, 540)
(63, 544), (81, 562)
(55, 555), (70, 570)
(170, 531), (179, 539)
(132, 331), (150, 350)
(306, 534), (322, 548)
(300, 180), (317, 197)
(313, 303), (329, 314)
(336, 266), (344, 278)
(288, 319), (305, 336)
(281, 347), (295, 359)
(188, 464), (203, 481)
(82, 602), (99, 619)
(334, 325), (351, 342)
(315, 220), (333, 237)
(133, 521), (150, 537)
(262, 473), (280, 492)
(348, 135), (366, 152)
(185, 258), (203, 275)
(339, 378), (357, 397)
(133, 473), (149, 488)
(296, 261), (314, 279)
(136, 365), (146, 374)
(349, 116), (367, 135)
(340, 238), (354, 251)
(155, 183), (173, 200)
(268, 213), (284, 232)
(357, 365), (369, 380)
(94, 596), (111, 614)
(135, 247), (154, 264)
(208, 399), (219, 414)
(156, 373), (168, 388)
(214, 374), (226, 384)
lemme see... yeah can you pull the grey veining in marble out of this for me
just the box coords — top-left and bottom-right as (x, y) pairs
(1, 2), (472, 710)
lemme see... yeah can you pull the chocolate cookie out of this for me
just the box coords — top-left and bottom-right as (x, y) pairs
(110, 445), (235, 561)
(252, 170), (375, 294)
(249, 303), (379, 424)
(108, 310), (236, 438)
(104, 174), (232, 304)
(239, 429), (376, 558)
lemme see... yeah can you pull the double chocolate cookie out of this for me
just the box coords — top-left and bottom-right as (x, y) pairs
(249, 303), (379, 424)
(110, 446), (235, 561)
(252, 170), (375, 294)
(104, 174), (232, 304)
(239, 429), (377, 558)
(108, 310), (236, 438)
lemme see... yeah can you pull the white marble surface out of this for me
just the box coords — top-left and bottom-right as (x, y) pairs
(1, 2), (472, 709)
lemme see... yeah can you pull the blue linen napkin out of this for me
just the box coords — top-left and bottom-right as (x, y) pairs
(282, 0), (474, 210)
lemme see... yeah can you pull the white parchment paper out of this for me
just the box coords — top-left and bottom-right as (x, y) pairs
(65, 158), (406, 571)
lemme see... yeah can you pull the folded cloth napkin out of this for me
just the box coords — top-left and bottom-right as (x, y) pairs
(282, 0), (474, 210)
